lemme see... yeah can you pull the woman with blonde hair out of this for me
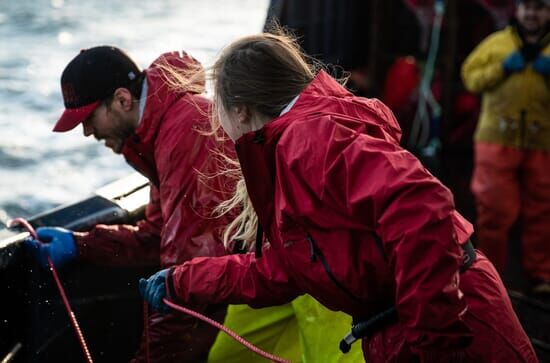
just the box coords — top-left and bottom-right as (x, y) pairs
(141, 31), (537, 362)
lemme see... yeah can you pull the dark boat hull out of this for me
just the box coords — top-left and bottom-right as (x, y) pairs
(0, 173), (156, 363)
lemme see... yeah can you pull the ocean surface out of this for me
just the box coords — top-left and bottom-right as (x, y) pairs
(0, 0), (269, 224)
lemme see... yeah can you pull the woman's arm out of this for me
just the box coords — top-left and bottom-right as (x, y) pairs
(168, 247), (301, 308)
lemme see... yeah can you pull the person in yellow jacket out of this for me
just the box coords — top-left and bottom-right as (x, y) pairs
(461, 0), (550, 294)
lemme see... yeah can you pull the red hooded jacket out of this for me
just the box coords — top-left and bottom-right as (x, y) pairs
(73, 51), (233, 363)
(169, 71), (536, 362)
(74, 51), (230, 267)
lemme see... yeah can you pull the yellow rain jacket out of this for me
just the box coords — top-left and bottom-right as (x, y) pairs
(461, 26), (550, 150)
(208, 295), (364, 363)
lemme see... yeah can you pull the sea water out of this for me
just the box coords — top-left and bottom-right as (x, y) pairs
(0, 0), (269, 223)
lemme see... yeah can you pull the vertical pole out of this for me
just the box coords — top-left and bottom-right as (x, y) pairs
(442, 0), (458, 143)
(368, 0), (382, 95)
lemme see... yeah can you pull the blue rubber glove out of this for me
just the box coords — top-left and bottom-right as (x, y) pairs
(139, 269), (170, 313)
(533, 55), (550, 75)
(24, 227), (77, 268)
(502, 51), (525, 73)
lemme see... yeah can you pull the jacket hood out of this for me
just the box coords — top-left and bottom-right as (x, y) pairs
(121, 51), (205, 182)
(136, 51), (205, 142)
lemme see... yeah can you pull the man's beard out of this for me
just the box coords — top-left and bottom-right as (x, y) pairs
(523, 24), (542, 36)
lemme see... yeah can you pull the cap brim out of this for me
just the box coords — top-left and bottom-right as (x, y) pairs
(53, 101), (101, 132)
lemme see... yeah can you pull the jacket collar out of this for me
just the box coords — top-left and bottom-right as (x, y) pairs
(236, 70), (351, 148)
(133, 50), (205, 148)
(121, 51), (205, 184)
(235, 70), (350, 230)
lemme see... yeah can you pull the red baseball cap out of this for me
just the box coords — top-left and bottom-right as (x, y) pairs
(54, 100), (101, 132)
(54, 46), (142, 132)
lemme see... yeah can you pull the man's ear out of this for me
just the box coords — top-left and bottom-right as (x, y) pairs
(112, 88), (134, 112)
(233, 105), (250, 124)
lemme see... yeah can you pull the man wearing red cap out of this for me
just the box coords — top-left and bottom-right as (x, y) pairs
(27, 46), (232, 362)
(462, 0), (550, 294)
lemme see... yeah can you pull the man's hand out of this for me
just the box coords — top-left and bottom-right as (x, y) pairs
(502, 51), (525, 73)
(25, 227), (77, 268)
(139, 269), (171, 313)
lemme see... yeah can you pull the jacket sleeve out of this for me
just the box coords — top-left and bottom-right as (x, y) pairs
(74, 184), (162, 267)
(168, 248), (300, 308)
(461, 35), (507, 94)
(318, 123), (472, 356)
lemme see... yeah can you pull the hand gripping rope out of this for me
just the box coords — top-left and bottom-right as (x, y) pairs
(8, 218), (94, 363)
(10, 218), (290, 363)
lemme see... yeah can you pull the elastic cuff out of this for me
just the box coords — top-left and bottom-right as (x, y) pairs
(165, 266), (179, 303)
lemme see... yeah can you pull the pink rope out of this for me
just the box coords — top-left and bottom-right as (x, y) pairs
(163, 298), (291, 363)
(8, 218), (94, 363)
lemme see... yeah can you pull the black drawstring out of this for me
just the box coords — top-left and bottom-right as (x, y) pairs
(255, 224), (263, 258)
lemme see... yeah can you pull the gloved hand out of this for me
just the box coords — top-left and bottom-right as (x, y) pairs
(502, 51), (525, 73)
(25, 227), (77, 268)
(533, 55), (550, 75)
(139, 269), (171, 313)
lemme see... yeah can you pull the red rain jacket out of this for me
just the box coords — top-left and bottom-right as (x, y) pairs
(170, 71), (536, 362)
(74, 51), (232, 363)
(74, 51), (230, 266)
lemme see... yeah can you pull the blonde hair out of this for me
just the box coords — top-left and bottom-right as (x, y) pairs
(212, 30), (317, 119)
(153, 62), (256, 250)
(215, 178), (258, 249)
(160, 28), (326, 251)
(208, 153), (258, 251)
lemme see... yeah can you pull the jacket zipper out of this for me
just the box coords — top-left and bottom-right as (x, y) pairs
(306, 235), (363, 304)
